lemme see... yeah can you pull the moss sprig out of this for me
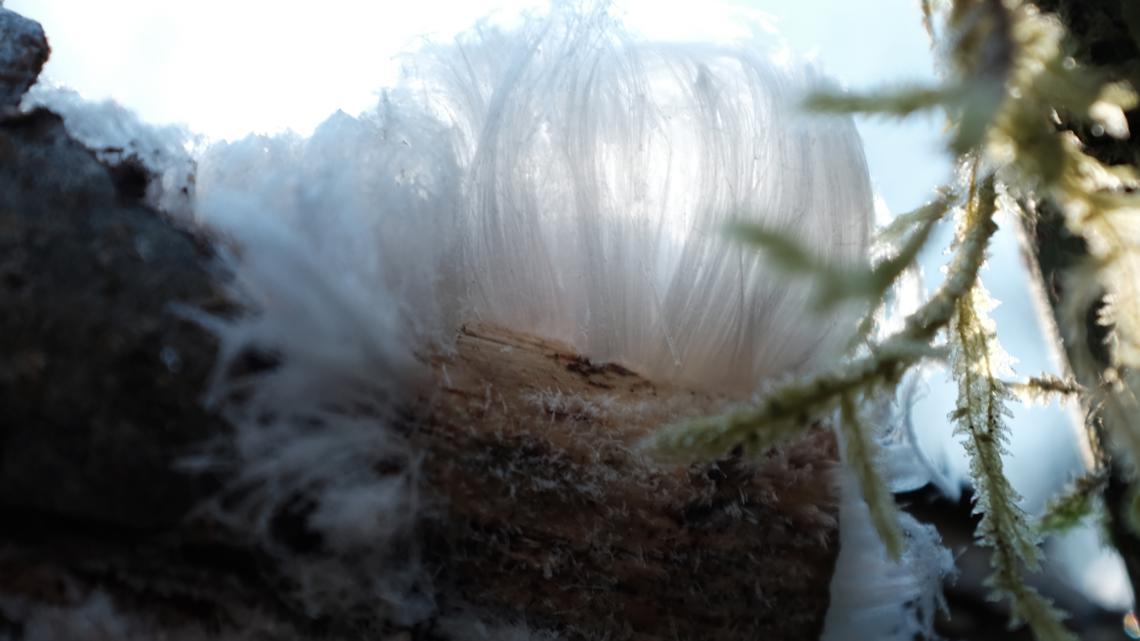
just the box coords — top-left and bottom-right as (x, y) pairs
(653, 0), (1140, 636)
(949, 181), (1075, 640)
(1037, 469), (1108, 534)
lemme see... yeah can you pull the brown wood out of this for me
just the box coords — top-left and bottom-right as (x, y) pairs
(417, 325), (841, 640)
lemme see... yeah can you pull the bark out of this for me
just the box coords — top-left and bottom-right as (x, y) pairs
(0, 107), (230, 531)
(1018, 0), (1140, 610)
(0, 10), (842, 640)
(1015, 198), (1140, 608)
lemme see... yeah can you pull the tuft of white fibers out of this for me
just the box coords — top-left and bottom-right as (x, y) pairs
(397, 5), (874, 390)
(822, 469), (955, 641)
(175, 210), (436, 625)
(183, 112), (451, 624)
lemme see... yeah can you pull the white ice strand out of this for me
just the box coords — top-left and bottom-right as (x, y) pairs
(406, 8), (874, 390)
(184, 102), (464, 626)
(822, 469), (955, 641)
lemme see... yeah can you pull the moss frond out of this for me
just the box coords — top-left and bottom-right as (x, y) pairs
(875, 191), (956, 243)
(977, 2), (1140, 477)
(1037, 469), (1108, 534)
(951, 280), (1076, 639)
(998, 581), (1078, 641)
(655, 1), (1140, 636)
(1007, 374), (1083, 403)
(839, 394), (905, 559)
(805, 84), (964, 119)
(731, 193), (953, 313)
(949, 179), (1075, 640)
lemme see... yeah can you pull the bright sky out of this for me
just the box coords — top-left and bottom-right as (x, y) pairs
(8, 0), (548, 140)
(8, 0), (947, 209)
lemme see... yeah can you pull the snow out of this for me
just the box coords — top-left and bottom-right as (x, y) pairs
(22, 84), (198, 216)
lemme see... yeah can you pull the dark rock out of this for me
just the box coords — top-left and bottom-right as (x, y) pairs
(0, 8), (49, 110)
(0, 108), (230, 532)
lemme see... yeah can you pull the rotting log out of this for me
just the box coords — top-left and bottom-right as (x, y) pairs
(0, 297), (841, 640)
(0, 9), (842, 638)
(418, 325), (840, 640)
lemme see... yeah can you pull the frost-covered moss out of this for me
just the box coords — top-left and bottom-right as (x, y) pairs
(664, 1), (1140, 638)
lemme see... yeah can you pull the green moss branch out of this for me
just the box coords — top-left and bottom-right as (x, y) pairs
(949, 186), (1075, 639)
(839, 394), (905, 558)
(651, 0), (1140, 635)
(1037, 469), (1108, 534)
(650, 183), (993, 454)
(1006, 374), (1083, 403)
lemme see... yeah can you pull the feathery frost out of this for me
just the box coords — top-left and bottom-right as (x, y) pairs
(403, 6), (873, 389)
(151, 2), (876, 631)
(822, 471), (954, 641)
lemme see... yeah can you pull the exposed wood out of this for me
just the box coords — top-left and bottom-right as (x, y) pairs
(418, 325), (841, 640)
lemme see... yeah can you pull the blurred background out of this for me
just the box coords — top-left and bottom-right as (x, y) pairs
(6, 0), (1129, 636)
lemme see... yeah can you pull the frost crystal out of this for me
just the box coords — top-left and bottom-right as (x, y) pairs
(22, 84), (198, 217)
(822, 470), (954, 641)
(412, 10), (873, 390)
